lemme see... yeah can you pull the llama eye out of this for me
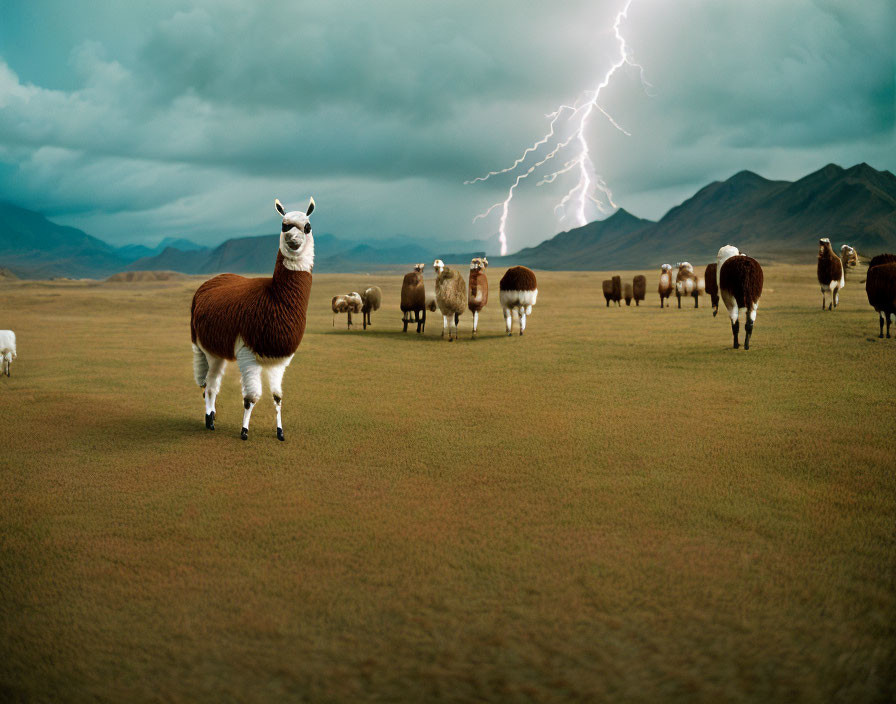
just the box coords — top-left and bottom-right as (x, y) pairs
(304, 223), (311, 234)
(281, 222), (290, 232)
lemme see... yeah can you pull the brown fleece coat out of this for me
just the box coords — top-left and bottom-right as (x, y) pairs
(468, 269), (489, 313)
(435, 267), (467, 316)
(632, 275), (646, 303)
(623, 282), (633, 305)
(602, 279), (614, 304)
(191, 251), (311, 361)
(611, 275), (622, 303)
(500, 266), (537, 292)
(866, 261), (896, 317)
(719, 255), (763, 309)
(400, 271), (425, 312)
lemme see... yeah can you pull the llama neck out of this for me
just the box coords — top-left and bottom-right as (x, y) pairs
(273, 250), (313, 289)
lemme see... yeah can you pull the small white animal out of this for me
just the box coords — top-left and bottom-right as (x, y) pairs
(0, 330), (16, 377)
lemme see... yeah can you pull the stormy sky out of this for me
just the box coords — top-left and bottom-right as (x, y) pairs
(1, 0), (893, 251)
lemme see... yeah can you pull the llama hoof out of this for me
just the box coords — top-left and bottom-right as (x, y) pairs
(519, 331), (524, 336)
(733, 343), (740, 349)
(507, 332), (512, 336)
(744, 342), (750, 350)
(241, 427), (248, 440)
(713, 311), (718, 317)
(205, 412), (215, 430)
(277, 428), (284, 441)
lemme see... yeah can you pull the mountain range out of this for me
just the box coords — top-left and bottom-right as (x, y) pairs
(494, 163), (896, 269)
(1, 162), (893, 278)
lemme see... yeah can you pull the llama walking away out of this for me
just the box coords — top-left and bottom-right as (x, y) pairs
(191, 197), (315, 441)
(717, 245), (764, 350)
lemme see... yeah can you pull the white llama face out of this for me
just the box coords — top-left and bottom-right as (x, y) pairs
(433, 259), (445, 274)
(275, 197), (314, 265)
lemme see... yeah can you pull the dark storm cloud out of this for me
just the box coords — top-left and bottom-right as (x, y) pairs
(0, 0), (893, 247)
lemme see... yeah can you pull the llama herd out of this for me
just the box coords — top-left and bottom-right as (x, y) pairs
(3, 197), (893, 443)
(336, 257), (539, 340)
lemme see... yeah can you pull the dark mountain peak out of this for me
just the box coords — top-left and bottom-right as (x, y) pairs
(727, 169), (767, 185)
(606, 207), (644, 224)
(816, 163), (846, 179)
(844, 162), (892, 184)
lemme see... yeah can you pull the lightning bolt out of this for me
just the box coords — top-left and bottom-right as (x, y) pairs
(467, 0), (648, 256)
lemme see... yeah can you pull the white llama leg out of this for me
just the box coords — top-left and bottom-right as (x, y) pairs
(192, 344), (209, 387)
(236, 343), (262, 440)
(504, 308), (512, 335)
(264, 358), (291, 441)
(519, 310), (527, 335)
(442, 315), (449, 338)
(472, 311), (479, 336)
(203, 354), (227, 429)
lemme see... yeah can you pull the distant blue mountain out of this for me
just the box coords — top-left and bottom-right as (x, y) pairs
(2, 162), (893, 277)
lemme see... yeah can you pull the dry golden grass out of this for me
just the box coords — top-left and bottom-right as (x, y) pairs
(0, 265), (894, 703)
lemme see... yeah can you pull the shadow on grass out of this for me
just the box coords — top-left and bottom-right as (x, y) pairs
(318, 327), (517, 343)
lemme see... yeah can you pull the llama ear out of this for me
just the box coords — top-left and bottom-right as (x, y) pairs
(306, 197), (315, 216)
(275, 199), (286, 216)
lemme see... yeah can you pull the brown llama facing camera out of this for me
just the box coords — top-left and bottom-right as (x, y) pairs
(468, 257), (489, 338)
(190, 197), (315, 441)
(400, 264), (427, 333)
(658, 264), (674, 307)
(817, 238), (845, 310)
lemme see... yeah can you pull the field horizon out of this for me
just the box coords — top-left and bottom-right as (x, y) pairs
(1, 264), (894, 702)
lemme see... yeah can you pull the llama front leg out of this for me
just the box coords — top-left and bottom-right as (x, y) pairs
(442, 315), (448, 339)
(472, 311), (479, 338)
(265, 361), (290, 441)
(833, 287), (840, 309)
(519, 310), (527, 336)
(504, 308), (512, 335)
(236, 344), (262, 440)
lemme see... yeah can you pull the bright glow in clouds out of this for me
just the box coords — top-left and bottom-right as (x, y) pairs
(467, 0), (648, 255)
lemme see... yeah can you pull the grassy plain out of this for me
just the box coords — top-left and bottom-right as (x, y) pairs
(0, 265), (894, 703)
